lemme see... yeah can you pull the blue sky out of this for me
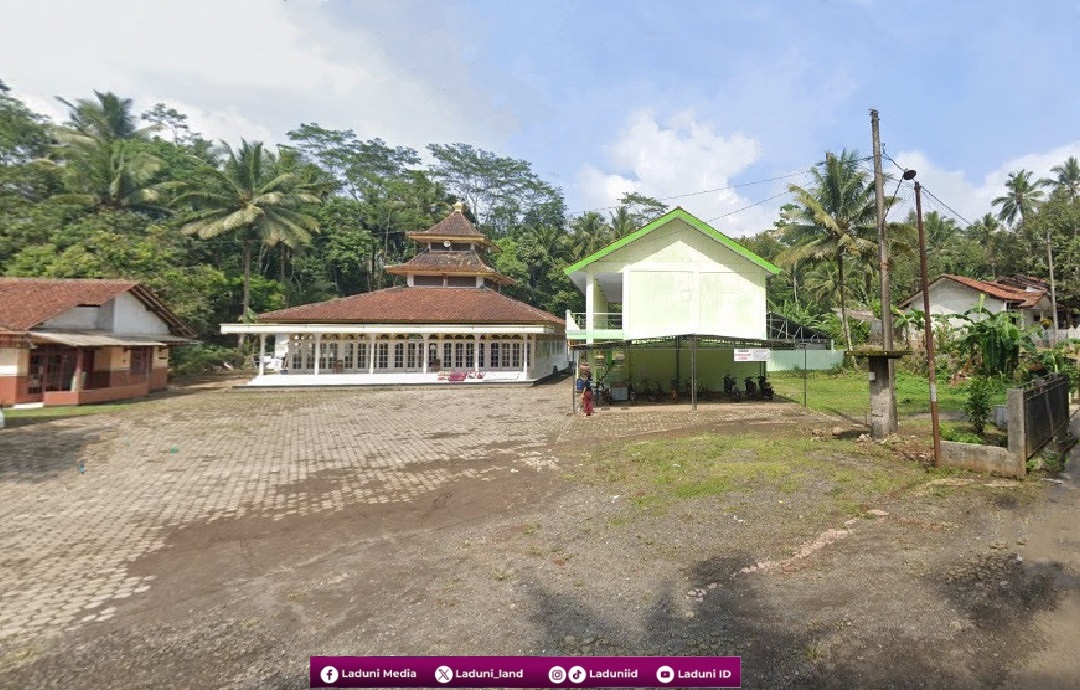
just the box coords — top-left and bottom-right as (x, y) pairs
(3, 0), (1079, 234)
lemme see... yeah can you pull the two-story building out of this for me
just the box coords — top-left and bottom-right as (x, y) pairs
(563, 207), (794, 398)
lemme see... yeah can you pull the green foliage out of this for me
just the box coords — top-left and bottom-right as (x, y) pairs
(964, 375), (994, 435)
(170, 344), (245, 376)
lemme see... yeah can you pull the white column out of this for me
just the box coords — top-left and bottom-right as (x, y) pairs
(313, 333), (321, 375)
(584, 273), (596, 345)
(368, 335), (375, 374)
(258, 334), (266, 377)
(621, 268), (631, 338)
(475, 340), (480, 373)
(422, 336), (428, 373)
(522, 336), (529, 376)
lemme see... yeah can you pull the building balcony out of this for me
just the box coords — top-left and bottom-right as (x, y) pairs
(566, 311), (624, 341)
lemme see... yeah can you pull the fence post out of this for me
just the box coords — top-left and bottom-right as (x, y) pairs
(1007, 387), (1026, 469)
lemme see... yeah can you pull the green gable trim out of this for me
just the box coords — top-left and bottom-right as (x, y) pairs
(563, 207), (780, 276)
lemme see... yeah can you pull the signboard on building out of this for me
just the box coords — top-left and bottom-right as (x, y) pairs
(734, 348), (770, 362)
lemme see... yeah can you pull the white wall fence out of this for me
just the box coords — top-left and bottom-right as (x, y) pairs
(767, 349), (846, 372)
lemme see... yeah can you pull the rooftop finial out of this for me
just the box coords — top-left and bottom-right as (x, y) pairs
(453, 200), (464, 213)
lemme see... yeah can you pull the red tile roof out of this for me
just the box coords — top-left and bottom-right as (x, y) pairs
(257, 287), (564, 326)
(385, 250), (513, 284)
(0, 278), (194, 337)
(899, 274), (1047, 309)
(407, 209), (490, 245)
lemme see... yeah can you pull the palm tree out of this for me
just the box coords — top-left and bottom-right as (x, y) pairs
(994, 169), (1055, 330)
(778, 149), (878, 350)
(174, 140), (325, 336)
(992, 169), (1044, 226)
(54, 91), (153, 143)
(51, 140), (172, 213)
(1042, 156), (1080, 199)
(966, 213), (1003, 277)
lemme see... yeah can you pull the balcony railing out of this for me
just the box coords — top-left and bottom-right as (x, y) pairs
(569, 312), (623, 330)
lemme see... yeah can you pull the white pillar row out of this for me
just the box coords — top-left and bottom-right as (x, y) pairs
(368, 335), (375, 374)
(522, 336), (529, 376)
(422, 336), (428, 373)
(313, 333), (321, 375)
(258, 334), (266, 377)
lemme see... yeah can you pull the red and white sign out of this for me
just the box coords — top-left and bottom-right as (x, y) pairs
(733, 348), (770, 362)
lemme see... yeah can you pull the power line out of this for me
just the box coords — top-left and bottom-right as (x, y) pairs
(706, 190), (793, 223)
(920, 186), (972, 226)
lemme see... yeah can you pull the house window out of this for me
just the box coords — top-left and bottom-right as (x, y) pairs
(343, 343), (354, 369)
(465, 342), (475, 368)
(511, 343), (522, 368)
(428, 342), (439, 367)
(356, 342), (369, 370)
(393, 343), (405, 368)
(407, 342), (420, 369)
(490, 343), (500, 367)
(443, 342), (453, 368)
(375, 343), (389, 369)
(454, 342), (464, 368)
(292, 346), (304, 370)
(414, 275), (442, 287)
(447, 276), (474, 287)
(477, 343), (485, 368)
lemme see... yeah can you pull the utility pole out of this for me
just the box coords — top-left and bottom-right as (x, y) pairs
(915, 181), (942, 467)
(870, 108), (898, 436)
(1047, 226), (1059, 337)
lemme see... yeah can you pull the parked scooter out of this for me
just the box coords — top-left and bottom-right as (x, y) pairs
(758, 375), (775, 401)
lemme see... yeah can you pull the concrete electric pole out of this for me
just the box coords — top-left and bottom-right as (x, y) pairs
(870, 108), (898, 437)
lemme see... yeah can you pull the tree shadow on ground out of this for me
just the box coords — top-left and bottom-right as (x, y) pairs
(523, 553), (1068, 689)
(0, 421), (102, 482)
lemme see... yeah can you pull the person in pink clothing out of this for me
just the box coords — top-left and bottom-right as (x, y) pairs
(582, 383), (594, 416)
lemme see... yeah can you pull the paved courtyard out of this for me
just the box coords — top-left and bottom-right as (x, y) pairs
(0, 383), (818, 651)
(2, 382), (1077, 689)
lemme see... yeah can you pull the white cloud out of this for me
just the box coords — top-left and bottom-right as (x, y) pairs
(575, 110), (776, 235)
(892, 142), (1080, 224)
(0, 0), (509, 151)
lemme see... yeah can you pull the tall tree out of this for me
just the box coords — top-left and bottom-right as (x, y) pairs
(992, 169), (1045, 226)
(1043, 156), (1080, 200)
(174, 140), (325, 335)
(778, 149), (879, 350)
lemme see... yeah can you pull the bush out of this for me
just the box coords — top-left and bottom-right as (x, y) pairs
(170, 344), (243, 376)
(964, 375), (994, 435)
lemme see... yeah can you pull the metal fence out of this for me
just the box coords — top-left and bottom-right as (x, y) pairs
(1020, 374), (1070, 459)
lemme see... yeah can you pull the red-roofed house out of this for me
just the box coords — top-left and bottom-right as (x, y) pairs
(0, 278), (195, 406)
(222, 202), (568, 385)
(898, 274), (1060, 330)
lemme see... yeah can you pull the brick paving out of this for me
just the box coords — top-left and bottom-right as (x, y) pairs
(0, 384), (820, 652)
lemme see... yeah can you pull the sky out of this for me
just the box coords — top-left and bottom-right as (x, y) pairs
(3, 0), (1080, 236)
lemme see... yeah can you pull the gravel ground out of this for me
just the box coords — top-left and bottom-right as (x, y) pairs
(1, 381), (1078, 689)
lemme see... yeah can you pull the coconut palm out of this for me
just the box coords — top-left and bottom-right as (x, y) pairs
(51, 140), (172, 213)
(966, 213), (1004, 278)
(1042, 156), (1080, 199)
(174, 140), (325, 330)
(54, 91), (154, 143)
(992, 170), (1044, 226)
(778, 149), (879, 350)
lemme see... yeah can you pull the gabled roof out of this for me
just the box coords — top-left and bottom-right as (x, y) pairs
(899, 274), (1047, 310)
(0, 278), (195, 337)
(257, 287), (564, 326)
(563, 207), (781, 276)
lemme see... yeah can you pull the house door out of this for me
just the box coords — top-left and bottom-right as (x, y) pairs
(26, 351), (44, 402)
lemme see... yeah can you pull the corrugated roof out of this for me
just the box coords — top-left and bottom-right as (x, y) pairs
(257, 287), (564, 326)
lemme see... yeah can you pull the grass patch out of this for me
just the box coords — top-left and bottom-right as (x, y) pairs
(578, 431), (917, 510)
(770, 369), (1007, 418)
